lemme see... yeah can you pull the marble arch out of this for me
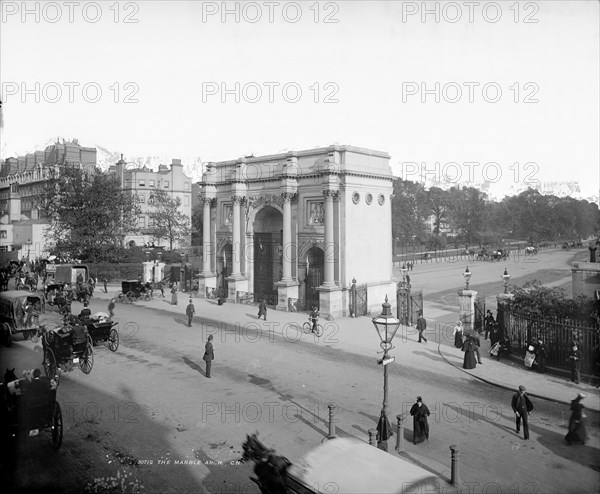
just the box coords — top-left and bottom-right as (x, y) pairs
(198, 145), (395, 319)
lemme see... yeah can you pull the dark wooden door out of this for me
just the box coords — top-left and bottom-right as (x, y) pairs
(254, 233), (278, 297)
(305, 247), (323, 310)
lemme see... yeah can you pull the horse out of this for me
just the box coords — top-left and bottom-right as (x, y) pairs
(242, 433), (291, 494)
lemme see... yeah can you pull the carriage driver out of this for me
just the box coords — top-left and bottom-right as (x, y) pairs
(79, 302), (92, 321)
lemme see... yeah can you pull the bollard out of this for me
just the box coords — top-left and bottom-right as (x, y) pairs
(368, 428), (377, 446)
(395, 413), (405, 452)
(327, 404), (336, 439)
(450, 445), (460, 486)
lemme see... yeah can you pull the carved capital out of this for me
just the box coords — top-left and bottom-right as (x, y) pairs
(322, 190), (339, 200)
(281, 192), (297, 203)
(201, 196), (215, 207)
(232, 195), (245, 204)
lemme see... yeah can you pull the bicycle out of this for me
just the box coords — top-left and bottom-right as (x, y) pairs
(302, 318), (323, 337)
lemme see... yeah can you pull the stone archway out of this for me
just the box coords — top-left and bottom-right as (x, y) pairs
(252, 206), (283, 299)
(216, 244), (232, 297)
(303, 246), (324, 310)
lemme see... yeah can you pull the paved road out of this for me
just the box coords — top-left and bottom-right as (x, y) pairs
(1, 247), (598, 494)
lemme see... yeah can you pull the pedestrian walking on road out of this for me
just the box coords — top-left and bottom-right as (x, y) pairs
(565, 393), (588, 445)
(453, 321), (464, 348)
(471, 333), (483, 364)
(511, 385), (533, 440)
(484, 310), (495, 340)
(567, 344), (582, 384)
(103, 277), (108, 293)
(203, 335), (214, 378)
(416, 312), (427, 344)
(171, 285), (178, 306)
(186, 299), (195, 327)
(258, 299), (267, 321)
(410, 396), (430, 444)
(108, 298), (116, 320)
(157, 281), (165, 298)
(535, 338), (548, 374)
(462, 336), (477, 369)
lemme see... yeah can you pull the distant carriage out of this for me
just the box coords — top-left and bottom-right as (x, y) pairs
(0, 291), (45, 347)
(525, 246), (538, 256)
(117, 280), (152, 304)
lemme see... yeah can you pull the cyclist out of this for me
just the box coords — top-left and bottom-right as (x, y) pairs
(309, 305), (320, 333)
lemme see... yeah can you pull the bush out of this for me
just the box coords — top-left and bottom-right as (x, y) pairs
(509, 280), (599, 327)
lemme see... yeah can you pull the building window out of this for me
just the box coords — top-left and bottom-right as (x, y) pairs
(164, 181), (169, 188)
(148, 216), (154, 227)
(184, 196), (190, 206)
(150, 180), (155, 187)
(184, 182), (190, 190)
(139, 180), (145, 187)
(0, 230), (6, 238)
(138, 194), (145, 203)
(139, 216), (146, 228)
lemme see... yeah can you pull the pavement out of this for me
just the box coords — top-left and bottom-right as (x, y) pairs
(93, 283), (600, 414)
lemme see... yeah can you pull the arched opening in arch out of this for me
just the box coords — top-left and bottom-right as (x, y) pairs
(253, 206), (283, 299)
(304, 246), (324, 310)
(216, 243), (232, 296)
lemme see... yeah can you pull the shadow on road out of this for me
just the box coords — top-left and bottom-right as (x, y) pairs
(183, 356), (206, 377)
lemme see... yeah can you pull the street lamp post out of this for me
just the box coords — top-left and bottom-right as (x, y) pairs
(180, 252), (186, 292)
(463, 266), (472, 290)
(501, 268), (511, 294)
(396, 263), (412, 325)
(372, 296), (401, 451)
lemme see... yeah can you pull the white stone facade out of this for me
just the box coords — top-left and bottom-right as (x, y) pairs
(198, 145), (396, 319)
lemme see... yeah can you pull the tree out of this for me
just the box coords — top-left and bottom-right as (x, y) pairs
(391, 179), (428, 244)
(147, 189), (191, 250)
(191, 203), (203, 246)
(39, 166), (140, 261)
(427, 187), (450, 235)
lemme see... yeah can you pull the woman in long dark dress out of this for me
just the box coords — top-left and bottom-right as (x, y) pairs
(462, 336), (477, 369)
(453, 321), (464, 348)
(410, 396), (430, 444)
(565, 393), (588, 445)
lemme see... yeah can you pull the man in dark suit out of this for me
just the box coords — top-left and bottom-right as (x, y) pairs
(203, 335), (214, 378)
(416, 312), (427, 344)
(186, 299), (195, 327)
(511, 385), (534, 440)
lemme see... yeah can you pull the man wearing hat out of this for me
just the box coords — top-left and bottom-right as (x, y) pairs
(203, 335), (214, 378)
(186, 299), (195, 327)
(511, 385), (534, 440)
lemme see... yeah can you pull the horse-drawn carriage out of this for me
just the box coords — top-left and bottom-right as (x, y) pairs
(117, 280), (152, 304)
(1, 368), (63, 450)
(0, 291), (45, 347)
(242, 434), (443, 494)
(83, 315), (119, 352)
(39, 320), (94, 377)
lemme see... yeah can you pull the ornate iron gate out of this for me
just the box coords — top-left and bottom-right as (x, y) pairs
(254, 233), (281, 298)
(304, 247), (323, 310)
(474, 297), (485, 334)
(397, 284), (423, 326)
(410, 290), (423, 325)
(349, 278), (368, 317)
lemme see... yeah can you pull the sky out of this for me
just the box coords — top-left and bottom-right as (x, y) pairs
(0, 0), (598, 200)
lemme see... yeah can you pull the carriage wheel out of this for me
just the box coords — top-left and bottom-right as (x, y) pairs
(3, 323), (11, 347)
(108, 328), (119, 352)
(43, 348), (57, 377)
(126, 291), (136, 303)
(51, 402), (63, 449)
(79, 342), (94, 374)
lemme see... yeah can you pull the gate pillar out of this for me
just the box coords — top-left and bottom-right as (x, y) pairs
(277, 281), (299, 311)
(496, 293), (514, 339)
(458, 289), (477, 334)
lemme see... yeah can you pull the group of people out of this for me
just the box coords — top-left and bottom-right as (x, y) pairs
(410, 387), (588, 446)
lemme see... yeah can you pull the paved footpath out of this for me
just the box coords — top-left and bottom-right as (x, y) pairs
(94, 285), (600, 414)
